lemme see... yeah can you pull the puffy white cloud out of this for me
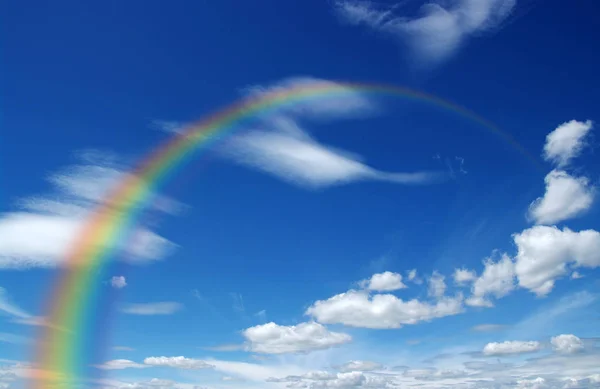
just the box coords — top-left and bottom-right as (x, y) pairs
(360, 271), (406, 291)
(551, 334), (584, 354)
(528, 170), (595, 225)
(0, 155), (178, 269)
(513, 226), (600, 296)
(466, 254), (515, 307)
(306, 290), (463, 329)
(453, 268), (477, 285)
(483, 340), (542, 356)
(335, 361), (383, 372)
(120, 302), (182, 315)
(242, 321), (352, 354)
(110, 276), (127, 289)
(427, 271), (446, 298)
(543, 120), (594, 167)
(333, 0), (516, 65)
(143, 356), (214, 370)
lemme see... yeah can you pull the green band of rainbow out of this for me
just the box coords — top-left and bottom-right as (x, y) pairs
(31, 81), (537, 388)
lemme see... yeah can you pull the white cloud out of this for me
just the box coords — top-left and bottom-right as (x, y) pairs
(306, 290), (463, 329)
(551, 334), (584, 354)
(471, 324), (507, 332)
(112, 346), (134, 351)
(223, 127), (445, 189)
(482, 340), (542, 356)
(269, 371), (397, 389)
(466, 254), (515, 307)
(528, 170), (595, 225)
(513, 226), (600, 296)
(453, 268), (477, 285)
(427, 271), (446, 298)
(0, 155), (178, 269)
(0, 287), (30, 319)
(95, 359), (148, 370)
(407, 269), (422, 284)
(335, 360), (383, 372)
(360, 271), (406, 292)
(242, 77), (376, 121)
(0, 333), (29, 345)
(516, 377), (546, 389)
(143, 356), (214, 370)
(111, 276), (127, 289)
(570, 271), (584, 279)
(242, 321), (352, 354)
(220, 77), (447, 190)
(206, 358), (305, 382)
(120, 302), (182, 315)
(543, 120), (594, 167)
(333, 0), (516, 65)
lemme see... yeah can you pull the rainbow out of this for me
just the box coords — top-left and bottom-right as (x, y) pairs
(31, 80), (537, 388)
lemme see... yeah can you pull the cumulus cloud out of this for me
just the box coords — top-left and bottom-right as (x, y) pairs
(333, 0), (517, 66)
(466, 254), (515, 307)
(528, 170), (595, 225)
(110, 276), (127, 289)
(453, 268), (477, 285)
(483, 340), (542, 356)
(0, 154), (178, 269)
(551, 334), (584, 354)
(543, 120), (594, 167)
(143, 356), (214, 370)
(120, 302), (182, 315)
(242, 321), (352, 354)
(360, 271), (406, 291)
(306, 290), (463, 329)
(513, 226), (600, 296)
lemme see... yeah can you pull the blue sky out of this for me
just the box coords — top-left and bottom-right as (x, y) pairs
(1, 0), (600, 388)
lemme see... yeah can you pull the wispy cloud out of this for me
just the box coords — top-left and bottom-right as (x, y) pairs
(0, 152), (179, 269)
(223, 126), (447, 189)
(333, 0), (517, 66)
(241, 76), (378, 121)
(0, 332), (30, 345)
(471, 323), (508, 332)
(120, 302), (183, 315)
